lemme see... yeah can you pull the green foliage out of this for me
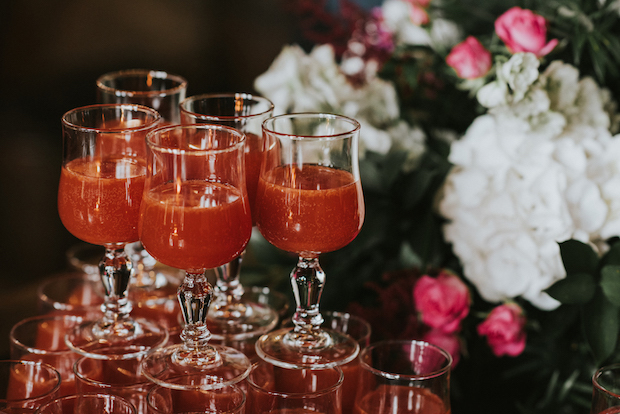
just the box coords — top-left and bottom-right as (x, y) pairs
(546, 239), (620, 365)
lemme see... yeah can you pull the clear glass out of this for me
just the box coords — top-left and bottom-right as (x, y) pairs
(58, 104), (168, 359)
(97, 69), (187, 125)
(254, 113), (365, 369)
(35, 393), (137, 414)
(0, 360), (61, 414)
(74, 355), (152, 414)
(138, 124), (252, 390)
(354, 340), (452, 414)
(96, 69), (187, 317)
(36, 272), (103, 318)
(592, 364), (620, 414)
(285, 311), (371, 413)
(147, 382), (245, 414)
(180, 93), (278, 340)
(10, 314), (85, 397)
(246, 360), (344, 413)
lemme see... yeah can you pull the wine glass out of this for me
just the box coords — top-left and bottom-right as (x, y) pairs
(58, 104), (168, 359)
(0, 360), (61, 414)
(96, 69), (188, 311)
(138, 123), (252, 390)
(179, 93), (279, 341)
(254, 112), (365, 369)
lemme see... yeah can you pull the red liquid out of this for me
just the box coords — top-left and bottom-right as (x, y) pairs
(58, 157), (146, 245)
(26, 318), (82, 396)
(245, 132), (264, 226)
(341, 361), (360, 414)
(151, 388), (244, 413)
(353, 384), (449, 414)
(247, 365), (339, 414)
(5, 365), (58, 403)
(139, 180), (252, 270)
(255, 164), (364, 255)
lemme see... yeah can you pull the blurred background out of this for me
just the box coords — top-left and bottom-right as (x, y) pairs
(0, 0), (305, 348)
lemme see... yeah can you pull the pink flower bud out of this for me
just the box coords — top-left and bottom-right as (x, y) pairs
(413, 271), (470, 334)
(477, 303), (527, 357)
(446, 36), (492, 79)
(495, 7), (558, 57)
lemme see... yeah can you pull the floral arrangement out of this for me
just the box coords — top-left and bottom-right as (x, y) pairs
(248, 0), (620, 412)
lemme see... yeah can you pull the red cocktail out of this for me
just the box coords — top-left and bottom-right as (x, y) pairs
(140, 180), (251, 270)
(59, 104), (167, 360)
(58, 156), (145, 245)
(256, 164), (363, 255)
(138, 123), (252, 390)
(179, 93), (279, 340)
(353, 384), (449, 414)
(254, 113), (365, 370)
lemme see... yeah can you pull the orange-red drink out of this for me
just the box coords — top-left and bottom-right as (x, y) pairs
(353, 384), (449, 414)
(58, 156), (146, 245)
(245, 131), (264, 225)
(256, 164), (364, 255)
(139, 180), (252, 270)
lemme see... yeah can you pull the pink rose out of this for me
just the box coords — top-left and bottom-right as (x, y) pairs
(413, 271), (470, 333)
(495, 7), (558, 57)
(477, 303), (527, 357)
(446, 36), (492, 79)
(409, 3), (429, 26)
(423, 329), (461, 367)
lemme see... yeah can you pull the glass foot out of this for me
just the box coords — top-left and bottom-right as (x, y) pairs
(140, 343), (251, 390)
(207, 297), (279, 341)
(65, 317), (168, 360)
(254, 327), (359, 369)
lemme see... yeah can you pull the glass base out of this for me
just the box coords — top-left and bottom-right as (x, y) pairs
(140, 343), (251, 390)
(207, 296), (279, 341)
(254, 327), (360, 369)
(65, 317), (168, 360)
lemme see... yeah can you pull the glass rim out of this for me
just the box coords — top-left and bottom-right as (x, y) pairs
(593, 363), (620, 398)
(146, 123), (246, 154)
(246, 361), (344, 398)
(61, 103), (162, 134)
(0, 360), (61, 402)
(359, 339), (452, 381)
(10, 314), (84, 356)
(36, 272), (103, 312)
(73, 355), (148, 388)
(180, 93), (274, 121)
(261, 112), (361, 141)
(36, 392), (137, 414)
(96, 69), (188, 97)
(146, 382), (246, 414)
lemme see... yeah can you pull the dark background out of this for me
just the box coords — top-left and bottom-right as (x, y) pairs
(0, 0), (303, 351)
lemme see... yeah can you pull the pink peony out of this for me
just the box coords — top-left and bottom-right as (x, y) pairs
(423, 329), (461, 367)
(494, 7), (558, 57)
(446, 36), (492, 79)
(477, 303), (527, 357)
(413, 271), (470, 334)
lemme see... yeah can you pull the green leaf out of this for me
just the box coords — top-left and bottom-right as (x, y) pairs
(558, 240), (598, 275)
(545, 273), (596, 304)
(582, 290), (620, 365)
(601, 241), (620, 266)
(601, 265), (620, 306)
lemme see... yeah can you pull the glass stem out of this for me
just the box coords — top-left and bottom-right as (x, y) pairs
(288, 256), (330, 348)
(212, 252), (246, 318)
(178, 271), (214, 351)
(98, 247), (133, 333)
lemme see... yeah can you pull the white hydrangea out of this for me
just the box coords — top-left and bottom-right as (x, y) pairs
(254, 43), (426, 165)
(439, 59), (620, 310)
